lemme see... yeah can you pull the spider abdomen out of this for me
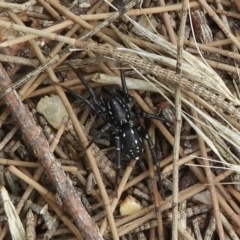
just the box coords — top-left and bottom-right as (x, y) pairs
(119, 127), (144, 160)
(106, 97), (131, 125)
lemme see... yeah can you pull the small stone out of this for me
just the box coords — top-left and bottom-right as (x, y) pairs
(120, 195), (142, 216)
(192, 190), (212, 205)
(37, 94), (68, 129)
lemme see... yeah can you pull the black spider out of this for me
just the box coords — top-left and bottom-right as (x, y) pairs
(61, 66), (165, 193)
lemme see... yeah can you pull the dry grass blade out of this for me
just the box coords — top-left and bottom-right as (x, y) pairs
(1, 186), (26, 240)
(125, 16), (233, 100)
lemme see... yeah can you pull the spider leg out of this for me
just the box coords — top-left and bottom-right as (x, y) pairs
(86, 123), (111, 148)
(114, 134), (121, 197)
(136, 125), (164, 195)
(52, 81), (99, 113)
(68, 64), (104, 112)
(120, 69), (132, 105)
(120, 69), (129, 96)
(79, 123), (111, 158)
(137, 110), (166, 122)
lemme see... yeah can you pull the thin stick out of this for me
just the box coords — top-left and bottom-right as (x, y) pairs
(0, 20), (74, 48)
(0, 1), (40, 12)
(189, 99), (225, 239)
(37, 0), (60, 19)
(0, 54), (39, 67)
(147, 125), (164, 240)
(41, 1), (227, 21)
(157, 0), (177, 45)
(171, 0), (187, 238)
(82, 0), (139, 39)
(215, 7), (240, 19)
(0, 159), (77, 172)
